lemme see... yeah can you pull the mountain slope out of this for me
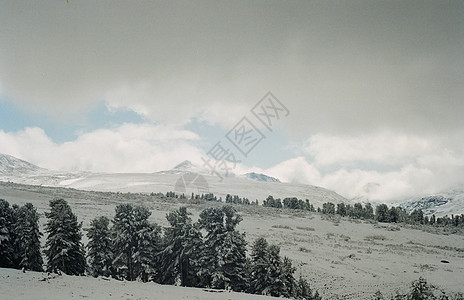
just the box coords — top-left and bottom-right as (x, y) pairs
(244, 172), (281, 183)
(401, 187), (464, 216)
(0, 158), (347, 207)
(0, 154), (44, 175)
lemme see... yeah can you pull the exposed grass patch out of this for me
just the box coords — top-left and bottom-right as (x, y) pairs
(340, 234), (351, 242)
(296, 226), (315, 232)
(272, 224), (293, 230)
(365, 234), (387, 241)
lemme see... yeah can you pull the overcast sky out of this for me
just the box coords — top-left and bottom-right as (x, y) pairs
(1, 1), (463, 202)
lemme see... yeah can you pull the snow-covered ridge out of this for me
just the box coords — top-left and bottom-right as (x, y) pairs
(0, 154), (45, 175)
(400, 187), (464, 216)
(0, 155), (347, 207)
(243, 172), (280, 183)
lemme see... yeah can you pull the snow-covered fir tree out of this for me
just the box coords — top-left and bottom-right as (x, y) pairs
(249, 237), (270, 294)
(159, 207), (204, 287)
(0, 199), (15, 268)
(44, 198), (86, 275)
(112, 204), (160, 281)
(86, 216), (112, 277)
(266, 244), (285, 296)
(198, 206), (247, 291)
(280, 256), (297, 298)
(13, 203), (43, 272)
(133, 215), (161, 283)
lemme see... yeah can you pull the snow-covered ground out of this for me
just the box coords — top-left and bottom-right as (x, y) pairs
(1, 181), (463, 299)
(0, 267), (279, 300)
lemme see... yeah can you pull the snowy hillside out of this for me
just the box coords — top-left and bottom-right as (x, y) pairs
(0, 157), (347, 207)
(0, 154), (45, 175)
(0, 181), (463, 299)
(400, 187), (464, 216)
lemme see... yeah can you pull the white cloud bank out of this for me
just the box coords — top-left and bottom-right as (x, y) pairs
(265, 132), (464, 202)
(1, 126), (463, 202)
(0, 124), (204, 173)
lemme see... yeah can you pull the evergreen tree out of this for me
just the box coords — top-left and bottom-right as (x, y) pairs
(376, 204), (390, 223)
(133, 217), (161, 283)
(249, 237), (270, 294)
(112, 204), (160, 281)
(389, 207), (399, 223)
(198, 206), (247, 291)
(408, 277), (434, 300)
(221, 229), (248, 291)
(266, 244), (285, 296)
(337, 203), (347, 217)
(159, 207), (204, 287)
(13, 203), (43, 271)
(44, 199), (86, 275)
(87, 216), (112, 277)
(296, 276), (313, 299)
(353, 203), (363, 219)
(322, 202), (336, 214)
(364, 203), (374, 219)
(0, 199), (15, 268)
(280, 256), (296, 298)
(112, 204), (136, 280)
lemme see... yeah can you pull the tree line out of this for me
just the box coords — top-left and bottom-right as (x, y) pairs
(258, 194), (464, 228)
(0, 198), (321, 299)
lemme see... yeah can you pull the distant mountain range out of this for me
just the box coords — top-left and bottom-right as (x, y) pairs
(0, 153), (463, 215)
(0, 154), (345, 207)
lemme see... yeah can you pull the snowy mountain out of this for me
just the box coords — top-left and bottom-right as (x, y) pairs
(400, 187), (464, 216)
(171, 160), (206, 174)
(0, 157), (347, 207)
(243, 172), (280, 183)
(0, 154), (45, 175)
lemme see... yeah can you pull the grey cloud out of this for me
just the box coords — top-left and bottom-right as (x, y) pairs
(1, 1), (463, 134)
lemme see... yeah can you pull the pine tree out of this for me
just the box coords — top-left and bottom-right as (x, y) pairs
(112, 204), (160, 281)
(376, 204), (390, 223)
(408, 277), (434, 300)
(221, 229), (248, 291)
(160, 207), (204, 287)
(13, 203), (43, 271)
(133, 213), (161, 283)
(45, 199), (86, 275)
(112, 204), (135, 280)
(281, 256), (296, 298)
(266, 244), (285, 296)
(249, 237), (270, 294)
(198, 205), (247, 291)
(296, 276), (313, 299)
(0, 199), (15, 268)
(87, 216), (112, 277)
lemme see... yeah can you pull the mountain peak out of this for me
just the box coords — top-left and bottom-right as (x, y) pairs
(0, 154), (44, 175)
(244, 172), (281, 183)
(173, 160), (195, 170)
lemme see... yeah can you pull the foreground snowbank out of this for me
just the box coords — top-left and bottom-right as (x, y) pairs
(0, 268), (278, 300)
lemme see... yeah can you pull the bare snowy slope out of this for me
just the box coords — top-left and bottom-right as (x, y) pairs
(1, 182), (463, 299)
(0, 154), (45, 175)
